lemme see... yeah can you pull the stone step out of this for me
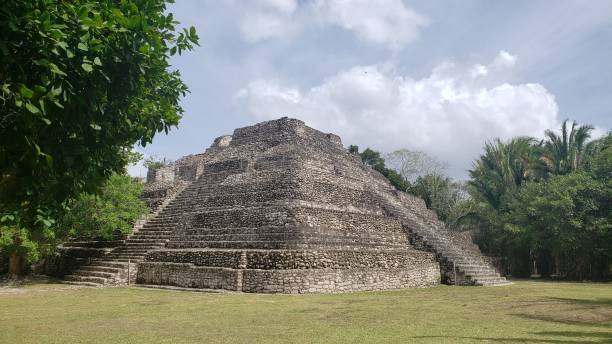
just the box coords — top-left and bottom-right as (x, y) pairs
(130, 234), (172, 239)
(113, 245), (159, 250)
(457, 266), (499, 275)
(139, 225), (176, 230)
(463, 271), (501, 278)
(106, 252), (147, 256)
(63, 281), (101, 287)
(143, 217), (179, 222)
(443, 255), (486, 264)
(126, 238), (167, 243)
(65, 274), (108, 285)
(77, 265), (122, 274)
(88, 260), (129, 268)
(115, 246), (163, 251)
(474, 277), (510, 286)
(102, 257), (144, 262)
(142, 222), (179, 227)
(122, 242), (166, 247)
(72, 270), (115, 279)
(165, 240), (405, 250)
(106, 253), (146, 260)
(173, 233), (403, 243)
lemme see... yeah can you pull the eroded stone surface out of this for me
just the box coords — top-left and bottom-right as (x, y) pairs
(137, 117), (444, 293)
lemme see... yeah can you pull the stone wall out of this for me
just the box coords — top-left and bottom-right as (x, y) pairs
(138, 262), (440, 293)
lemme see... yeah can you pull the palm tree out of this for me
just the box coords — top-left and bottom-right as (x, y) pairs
(542, 119), (594, 175)
(468, 137), (540, 210)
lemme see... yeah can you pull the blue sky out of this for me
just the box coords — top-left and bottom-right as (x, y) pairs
(129, 0), (612, 179)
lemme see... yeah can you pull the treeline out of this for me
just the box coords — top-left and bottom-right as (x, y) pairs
(352, 120), (611, 280)
(349, 146), (474, 229)
(468, 121), (611, 280)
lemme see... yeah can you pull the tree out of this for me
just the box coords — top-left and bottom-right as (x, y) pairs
(0, 0), (198, 275)
(57, 174), (148, 241)
(466, 137), (545, 275)
(409, 175), (474, 228)
(466, 122), (608, 279)
(505, 172), (611, 279)
(542, 119), (594, 175)
(583, 132), (612, 179)
(385, 149), (448, 182)
(468, 137), (541, 211)
(143, 155), (173, 170)
(356, 148), (409, 191)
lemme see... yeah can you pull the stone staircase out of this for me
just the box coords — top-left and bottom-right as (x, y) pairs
(63, 184), (189, 286)
(369, 189), (509, 286)
(402, 214), (509, 286)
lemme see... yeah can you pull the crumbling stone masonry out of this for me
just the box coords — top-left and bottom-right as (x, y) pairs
(59, 117), (508, 291)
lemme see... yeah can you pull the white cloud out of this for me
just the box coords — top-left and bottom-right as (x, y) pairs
(234, 51), (560, 177)
(312, 0), (429, 50)
(239, 0), (299, 43)
(236, 0), (428, 49)
(470, 64), (488, 78)
(493, 50), (517, 68)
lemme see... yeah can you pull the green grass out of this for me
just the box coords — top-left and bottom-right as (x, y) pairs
(0, 280), (610, 343)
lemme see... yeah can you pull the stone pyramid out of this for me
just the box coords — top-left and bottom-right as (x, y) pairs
(133, 118), (507, 293)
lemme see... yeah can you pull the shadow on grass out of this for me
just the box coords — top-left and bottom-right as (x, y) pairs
(411, 335), (609, 343)
(511, 296), (612, 329)
(534, 331), (612, 339)
(547, 297), (612, 307)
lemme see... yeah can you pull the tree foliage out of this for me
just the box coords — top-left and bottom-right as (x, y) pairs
(542, 119), (594, 174)
(504, 172), (611, 278)
(0, 0), (197, 274)
(385, 149), (448, 182)
(409, 175), (474, 228)
(143, 155), (173, 170)
(353, 146), (409, 191)
(57, 174), (148, 241)
(467, 120), (610, 279)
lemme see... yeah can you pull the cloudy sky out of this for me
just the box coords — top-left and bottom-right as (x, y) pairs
(129, 0), (612, 179)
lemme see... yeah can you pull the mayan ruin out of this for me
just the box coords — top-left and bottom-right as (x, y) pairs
(52, 118), (508, 292)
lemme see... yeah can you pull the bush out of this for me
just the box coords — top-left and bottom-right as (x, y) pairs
(58, 175), (148, 240)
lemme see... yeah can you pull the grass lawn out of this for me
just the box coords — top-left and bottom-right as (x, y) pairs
(0, 280), (610, 343)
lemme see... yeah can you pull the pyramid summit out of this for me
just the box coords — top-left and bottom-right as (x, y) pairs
(58, 117), (508, 292)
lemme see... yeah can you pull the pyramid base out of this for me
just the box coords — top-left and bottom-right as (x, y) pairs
(136, 261), (441, 294)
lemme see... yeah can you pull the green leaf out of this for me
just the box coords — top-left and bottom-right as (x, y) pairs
(20, 85), (34, 99)
(81, 63), (93, 72)
(34, 59), (50, 66)
(53, 100), (64, 109)
(1, 214), (15, 222)
(77, 42), (88, 51)
(41, 117), (52, 125)
(93, 57), (102, 66)
(51, 85), (62, 96)
(90, 123), (101, 130)
(49, 63), (67, 76)
(57, 41), (68, 50)
(25, 102), (40, 114)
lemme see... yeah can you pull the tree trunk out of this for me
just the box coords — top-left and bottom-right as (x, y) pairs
(8, 251), (23, 277)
